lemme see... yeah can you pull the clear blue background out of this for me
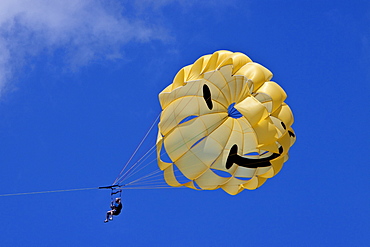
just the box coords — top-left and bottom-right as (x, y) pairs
(0, 1), (369, 246)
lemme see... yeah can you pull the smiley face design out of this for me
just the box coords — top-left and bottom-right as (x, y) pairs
(156, 50), (296, 195)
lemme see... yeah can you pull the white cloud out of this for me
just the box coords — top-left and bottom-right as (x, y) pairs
(0, 0), (166, 95)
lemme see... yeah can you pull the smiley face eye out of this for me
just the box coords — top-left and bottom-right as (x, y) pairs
(203, 84), (213, 110)
(288, 130), (295, 138)
(281, 121), (295, 137)
(281, 122), (286, 130)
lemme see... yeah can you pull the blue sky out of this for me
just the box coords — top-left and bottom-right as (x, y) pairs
(0, 1), (369, 246)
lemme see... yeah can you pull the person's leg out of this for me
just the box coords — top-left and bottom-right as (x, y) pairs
(104, 210), (111, 223)
(109, 210), (115, 220)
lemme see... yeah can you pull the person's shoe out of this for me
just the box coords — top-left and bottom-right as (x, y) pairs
(104, 219), (109, 223)
(109, 217), (113, 221)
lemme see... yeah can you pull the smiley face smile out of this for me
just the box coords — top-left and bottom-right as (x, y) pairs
(225, 144), (283, 169)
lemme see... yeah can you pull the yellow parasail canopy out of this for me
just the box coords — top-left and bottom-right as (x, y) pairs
(156, 50), (296, 195)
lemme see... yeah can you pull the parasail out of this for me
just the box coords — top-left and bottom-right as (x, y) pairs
(1, 50), (297, 200)
(156, 50), (296, 195)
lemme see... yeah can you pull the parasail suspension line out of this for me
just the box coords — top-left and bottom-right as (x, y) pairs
(113, 113), (160, 185)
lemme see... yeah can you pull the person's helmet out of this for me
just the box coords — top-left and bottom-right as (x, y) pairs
(115, 198), (120, 202)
